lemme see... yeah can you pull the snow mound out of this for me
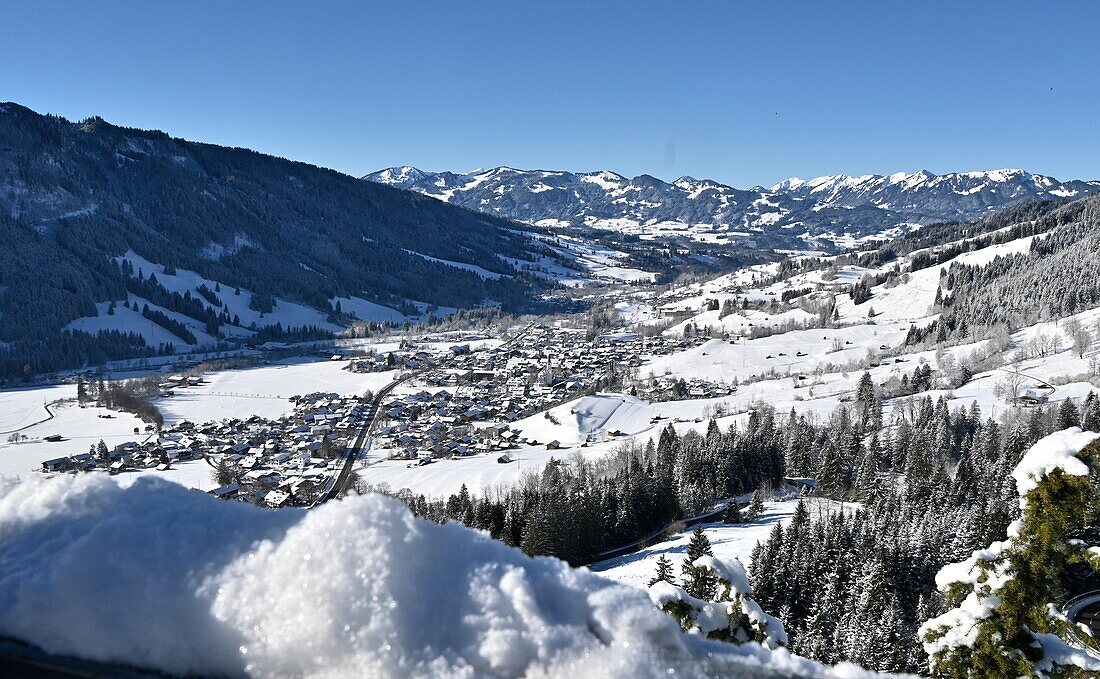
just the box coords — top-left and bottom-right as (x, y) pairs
(1011, 427), (1100, 500)
(0, 475), (870, 678)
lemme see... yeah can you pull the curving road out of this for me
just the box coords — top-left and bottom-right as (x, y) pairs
(317, 321), (535, 505)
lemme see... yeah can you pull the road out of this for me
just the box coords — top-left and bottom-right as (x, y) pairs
(316, 368), (423, 504)
(0, 400), (58, 436)
(316, 321), (536, 504)
(1076, 600), (1100, 636)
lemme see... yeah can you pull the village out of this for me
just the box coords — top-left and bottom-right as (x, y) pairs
(38, 387), (372, 508)
(27, 320), (745, 507)
(362, 324), (726, 463)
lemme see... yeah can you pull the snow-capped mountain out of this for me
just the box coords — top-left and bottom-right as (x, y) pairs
(771, 168), (1097, 220)
(365, 166), (1099, 249)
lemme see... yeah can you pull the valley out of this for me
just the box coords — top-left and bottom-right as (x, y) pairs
(5, 6), (1100, 677)
(4, 170), (1100, 678)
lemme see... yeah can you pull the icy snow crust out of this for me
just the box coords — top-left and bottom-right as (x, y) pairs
(0, 474), (876, 679)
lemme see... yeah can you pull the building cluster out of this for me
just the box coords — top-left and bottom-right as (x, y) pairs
(40, 391), (373, 509)
(37, 323), (728, 504)
(369, 325), (707, 461)
(634, 376), (737, 402)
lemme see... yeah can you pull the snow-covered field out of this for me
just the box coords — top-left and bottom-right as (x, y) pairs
(0, 383), (74, 433)
(0, 357), (396, 489)
(0, 399), (146, 480)
(592, 498), (852, 591)
(156, 359), (397, 424)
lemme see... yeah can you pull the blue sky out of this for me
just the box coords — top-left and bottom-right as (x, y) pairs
(3, 1), (1098, 187)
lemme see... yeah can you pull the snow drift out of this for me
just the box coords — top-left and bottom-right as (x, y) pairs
(0, 475), (874, 678)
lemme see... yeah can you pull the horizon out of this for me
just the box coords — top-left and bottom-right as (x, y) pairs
(8, 96), (1095, 188)
(3, 1), (1099, 187)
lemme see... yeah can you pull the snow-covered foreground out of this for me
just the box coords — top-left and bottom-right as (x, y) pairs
(592, 498), (851, 591)
(0, 474), (880, 679)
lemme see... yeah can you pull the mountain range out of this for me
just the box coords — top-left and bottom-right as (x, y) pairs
(3, 98), (1097, 380)
(366, 166), (1099, 249)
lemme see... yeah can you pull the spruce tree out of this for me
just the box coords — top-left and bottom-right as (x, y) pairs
(922, 430), (1100, 677)
(722, 501), (743, 524)
(649, 554), (675, 587)
(744, 489), (766, 521)
(681, 526), (716, 599)
(1058, 398), (1081, 430)
(1082, 392), (1100, 432)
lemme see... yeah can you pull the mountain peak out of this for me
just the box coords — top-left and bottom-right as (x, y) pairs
(364, 166), (428, 184)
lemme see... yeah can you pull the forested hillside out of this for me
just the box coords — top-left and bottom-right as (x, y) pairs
(908, 196), (1100, 346)
(0, 104), (551, 378)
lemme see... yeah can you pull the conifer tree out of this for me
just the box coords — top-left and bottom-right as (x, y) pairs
(681, 526), (716, 599)
(922, 430), (1100, 677)
(649, 554), (675, 587)
(744, 489), (766, 521)
(1058, 398), (1081, 430)
(652, 555), (787, 649)
(1084, 392), (1100, 432)
(722, 501), (742, 524)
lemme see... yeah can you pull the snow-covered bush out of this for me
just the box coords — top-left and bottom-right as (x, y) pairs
(650, 554), (787, 650)
(921, 428), (1100, 678)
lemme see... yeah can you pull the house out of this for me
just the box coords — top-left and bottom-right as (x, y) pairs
(265, 490), (292, 508)
(546, 440), (561, 450)
(210, 484), (240, 499)
(44, 434), (63, 443)
(41, 457), (73, 473)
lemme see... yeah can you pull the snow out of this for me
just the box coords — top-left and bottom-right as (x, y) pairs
(402, 250), (510, 280)
(0, 474), (869, 678)
(0, 384), (73, 433)
(1034, 632), (1100, 673)
(515, 393), (660, 445)
(116, 252), (342, 333)
(0, 400), (146, 481)
(156, 359), (397, 424)
(933, 540), (1011, 590)
(644, 325), (908, 384)
(1010, 427), (1099, 500)
(581, 171), (625, 191)
(331, 296), (408, 323)
(694, 554), (752, 595)
(592, 499), (850, 591)
(360, 393), (663, 497)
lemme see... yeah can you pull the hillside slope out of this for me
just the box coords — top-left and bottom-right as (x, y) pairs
(0, 104), (553, 377)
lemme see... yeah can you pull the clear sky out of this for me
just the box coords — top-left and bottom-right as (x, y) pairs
(3, 1), (1098, 187)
